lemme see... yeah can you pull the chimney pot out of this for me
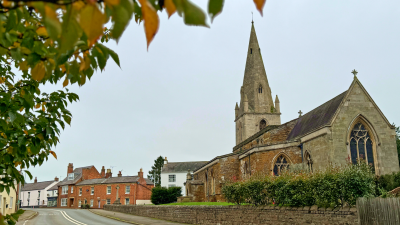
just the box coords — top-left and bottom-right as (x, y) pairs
(34, 177), (37, 183)
(164, 157), (168, 164)
(55, 177), (59, 181)
(67, 163), (74, 174)
(101, 166), (106, 177)
(118, 171), (122, 177)
(138, 168), (143, 179)
(105, 169), (112, 178)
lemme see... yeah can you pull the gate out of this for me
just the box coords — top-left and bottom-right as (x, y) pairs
(357, 197), (400, 225)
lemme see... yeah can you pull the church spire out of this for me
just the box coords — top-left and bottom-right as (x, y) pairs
(240, 22), (273, 113)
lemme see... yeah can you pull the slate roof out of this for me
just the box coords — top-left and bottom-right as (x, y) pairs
(286, 91), (347, 140)
(162, 161), (208, 173)
(75, 176), (153, 186)
(57, 166), (93, 186)
(21, 180), (55, 191)
(48, 183), (59, 191)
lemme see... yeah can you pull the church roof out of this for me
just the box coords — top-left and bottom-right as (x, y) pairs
(162, 161), (209, 173)
(286, 91), (347, 140)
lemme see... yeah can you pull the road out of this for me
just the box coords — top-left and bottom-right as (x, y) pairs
(17, 208), (129, 225)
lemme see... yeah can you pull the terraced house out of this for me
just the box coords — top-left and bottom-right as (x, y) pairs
(56, 163), (153, 208)
(185, 23), (400, 202)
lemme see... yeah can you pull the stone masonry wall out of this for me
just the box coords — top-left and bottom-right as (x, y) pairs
(104, 205), (358, 225)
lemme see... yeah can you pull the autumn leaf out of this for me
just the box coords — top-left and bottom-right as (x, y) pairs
(19, 107), (24, 112)
(44, 5), (62, 39)
(0, 77), (5, 84)
(35, 103), (41, 109)
(63, 77), (69, 87)
(31, 61), (46, 81)
(23, 130), (28, 135)
(253, 0), (266, 16)
(36, 26), (48, 37)
(79, 4), (106, 46)
(19, 61), (29, 71)
(105, 0), (120, 6)
(36, 133), (44, 140)
(165, 0), (176, 18)
(139, 0), (160, 49)
(42, 105), (45, 112)
(84, 55), (91, 70)
(50, 151), (57, 159)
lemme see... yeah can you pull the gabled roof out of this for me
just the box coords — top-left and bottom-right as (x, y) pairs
(75, 176), (154, 186)
(48, 183), (59, 191)
(286, 91), (347, 140)
(21, 180), (55, 191)
(162, 161), (208, 173)
(57, 166), (93, 186)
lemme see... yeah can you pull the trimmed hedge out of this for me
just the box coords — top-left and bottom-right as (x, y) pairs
(151, 186), (182, 205)
(222, 163), (377, 207)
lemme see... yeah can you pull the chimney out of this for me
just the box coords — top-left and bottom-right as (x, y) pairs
(101, 166), (105, 177)
(54, 177), (59, 181)
(138, 168), (143, 179)
(34, 177), (37, 183)
(105, 169), (112, 178)
(68, 163), (73, 174)
(164, 157), (168, 164)
(118, 171), (122, 177)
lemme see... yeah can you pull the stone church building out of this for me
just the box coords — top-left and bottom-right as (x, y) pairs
(185, 23), (400, 202)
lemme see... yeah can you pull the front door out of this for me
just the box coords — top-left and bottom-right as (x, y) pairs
(70, 198), (74, 207)
(98, 200), (100, 208)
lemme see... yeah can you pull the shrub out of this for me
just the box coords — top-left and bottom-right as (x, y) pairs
(376, 171), (400, 193)
(151, 186), (182, 205)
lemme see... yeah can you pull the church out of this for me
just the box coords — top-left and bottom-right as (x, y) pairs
(185, 23), (400, 202)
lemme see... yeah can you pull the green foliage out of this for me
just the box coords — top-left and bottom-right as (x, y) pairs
(150, 186), (182, 205)
(3, 209), (24, 225)
(222, 163), (376, 207)
(80, 204), (90, 209)
(147, 156), (164, 187)
(376, 171), (400, 193)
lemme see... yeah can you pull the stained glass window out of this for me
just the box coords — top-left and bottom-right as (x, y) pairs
(349, 123), (375, 168)
(273, 155), (289, 176)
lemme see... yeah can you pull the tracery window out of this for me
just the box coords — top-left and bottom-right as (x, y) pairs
(259, 119), (267, 130)
(258, 86), (263, 93)
(273, 155), (289, 176)
(349, 123), (375, 168)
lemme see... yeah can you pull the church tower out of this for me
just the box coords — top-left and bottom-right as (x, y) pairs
(235, 22), (281, 145)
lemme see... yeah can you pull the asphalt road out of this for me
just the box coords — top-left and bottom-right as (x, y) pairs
(17, 208), (129, 225)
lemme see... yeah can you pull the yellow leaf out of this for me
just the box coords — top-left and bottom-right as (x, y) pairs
(19, 61), (29, 71)
(31, 61), (46, 81)
(14, 162), (21, 167)
(21, 47), (31, 55)
(21, 89), (25, 97)
(79, 4), (106, 46)
(36, 26), (48, 37)
(7, 147), (13, 154)
(12, 42), (20, 48)
(19, 107), (24, 112)
(42, 105), (45, 112)
(0, 132), (7, 138)
(27, 147), (31, 154)
(84, 55), (91, 70)
(0, 77), (5, 84)
(60, 65), (66, 73)
(105, 0), (119, 6)
(63, 77), (69, 87)
(164, 0), (176, 18)
(23, 130), (28, 135)
(2, 0), (13, 8)
(72, 1), (85, 11)
(78, 56), (85, 71)
(49, 150), (57, 159)
(139, 0), (160, 49)
(253, 0), (266, 16)
(36, 133), (44, 140)
(35, 103), (41, 109)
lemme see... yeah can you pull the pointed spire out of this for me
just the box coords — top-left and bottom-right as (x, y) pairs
(235, 102), (239, 110)
(275, 95), (280, 103)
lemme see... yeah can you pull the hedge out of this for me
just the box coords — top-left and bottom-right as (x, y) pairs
(222, 163), (378, 207)
(151, 186), (182, 205)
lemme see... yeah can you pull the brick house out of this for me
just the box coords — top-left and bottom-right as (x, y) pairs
(56, 163), (153, 208)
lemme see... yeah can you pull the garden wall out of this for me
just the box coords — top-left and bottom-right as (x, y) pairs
(104, 205), (358, 225)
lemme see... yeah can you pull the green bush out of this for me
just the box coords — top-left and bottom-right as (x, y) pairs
(80, 204), (91, 209)
(376, 171), (400, 193)
(222, 163), (376, 207)
(151, 186), (182, 205)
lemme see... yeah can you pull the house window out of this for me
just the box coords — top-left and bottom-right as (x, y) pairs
(68, 173), (74, 180)
(91, 187), (94, 195)
(9, 197), (13, 208)
(78, 200), (81, 207)
(28, 192), (30, 199)
(168, 175), (176, 182)
(84, 199), (87, 204)
(38, 191), (40, 198)
(106, 199), (111, 205)
(125, 186), (130, 194)
(168, 184), (176, 187)
(90, 199), (93, 207)
(125, 198), (129, 205)
(350, 122), (375, 169)
(71, 186), (74, 194)
(79, 188), (82, 196)
(61, 198), (67, 206)
(62, 186), (68, 195)
(107, 186), (111, 194)
(273, 155), (289, 176)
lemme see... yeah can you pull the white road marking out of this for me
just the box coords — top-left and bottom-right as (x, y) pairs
(23, 220), (28, 225)
(53, 210), (87, 225)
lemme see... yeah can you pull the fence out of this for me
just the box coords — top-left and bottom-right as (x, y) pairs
(357, 197), (400, 225)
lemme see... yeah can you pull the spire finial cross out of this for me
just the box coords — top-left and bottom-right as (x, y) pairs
(251, 12), (253, 24)
(351, 69), (358, 77)
(298, 110), (303, 117)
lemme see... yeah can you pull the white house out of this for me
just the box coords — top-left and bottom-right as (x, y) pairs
(161, 157), (207, 195)
(20, 177), (59, 207)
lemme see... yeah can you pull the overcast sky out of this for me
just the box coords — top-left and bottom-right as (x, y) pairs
(30, 0), (400, 182)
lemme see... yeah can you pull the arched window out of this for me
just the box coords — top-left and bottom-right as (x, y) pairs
(304, 151), (313, 172)
(210, 169), (215, 195)
(259, 119), (267, 130)
(273, 155), (289, 176)
(258, 86), (263, 93)
(349, 123), (375, 168)
(250, 48), (252, 54)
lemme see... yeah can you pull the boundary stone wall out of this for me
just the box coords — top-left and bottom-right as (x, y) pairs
(104, 205), (358, 225)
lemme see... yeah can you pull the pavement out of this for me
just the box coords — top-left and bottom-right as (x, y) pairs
(16, 210), (38, 221)
(88, 209), (186, 225)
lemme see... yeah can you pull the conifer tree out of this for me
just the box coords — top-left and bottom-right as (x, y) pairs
(148, 156), (164, 187)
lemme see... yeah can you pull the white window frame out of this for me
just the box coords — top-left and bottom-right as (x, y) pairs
(125, 185), (130, 194)
(78, 200), (81, 207)
(62, 186), (68, 195)
(169, 174), (176, 182)
(90, 199), (93, 207)
(125, 198), (129, 205)
(168, 184), (176, 187)
(61, 198), (67, 207)
(106, 199), (111, 204)
(9, 197), (13, 208)
(91, 187), (94, 195)
(71, 186), (74, 194)
(38, 191), (40, 198)
(79, 188), (82, 196)
(68, 173), (74, 180)
(107, 186), (111, 195)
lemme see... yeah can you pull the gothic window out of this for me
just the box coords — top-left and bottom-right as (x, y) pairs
(273, 155), (289, 176)
(304, 151), (313, 172)
(258, 86), (263, 93)
(250, 48), (252, 54)
(210, 169), (215, 195)
(349, 123), (375, 168)
(259, 119), (267, 130)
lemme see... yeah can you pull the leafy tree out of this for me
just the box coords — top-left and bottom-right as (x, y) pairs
(148, 155), (164, 187)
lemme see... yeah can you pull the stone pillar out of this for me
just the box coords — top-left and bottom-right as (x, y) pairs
(113, 185), (121, 205)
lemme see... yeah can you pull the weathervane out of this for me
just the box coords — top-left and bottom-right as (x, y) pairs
(351, 69), (358, 77)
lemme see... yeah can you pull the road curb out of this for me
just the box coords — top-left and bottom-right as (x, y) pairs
(88, 209), (144, 225)
(20, 210), (38, 221)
